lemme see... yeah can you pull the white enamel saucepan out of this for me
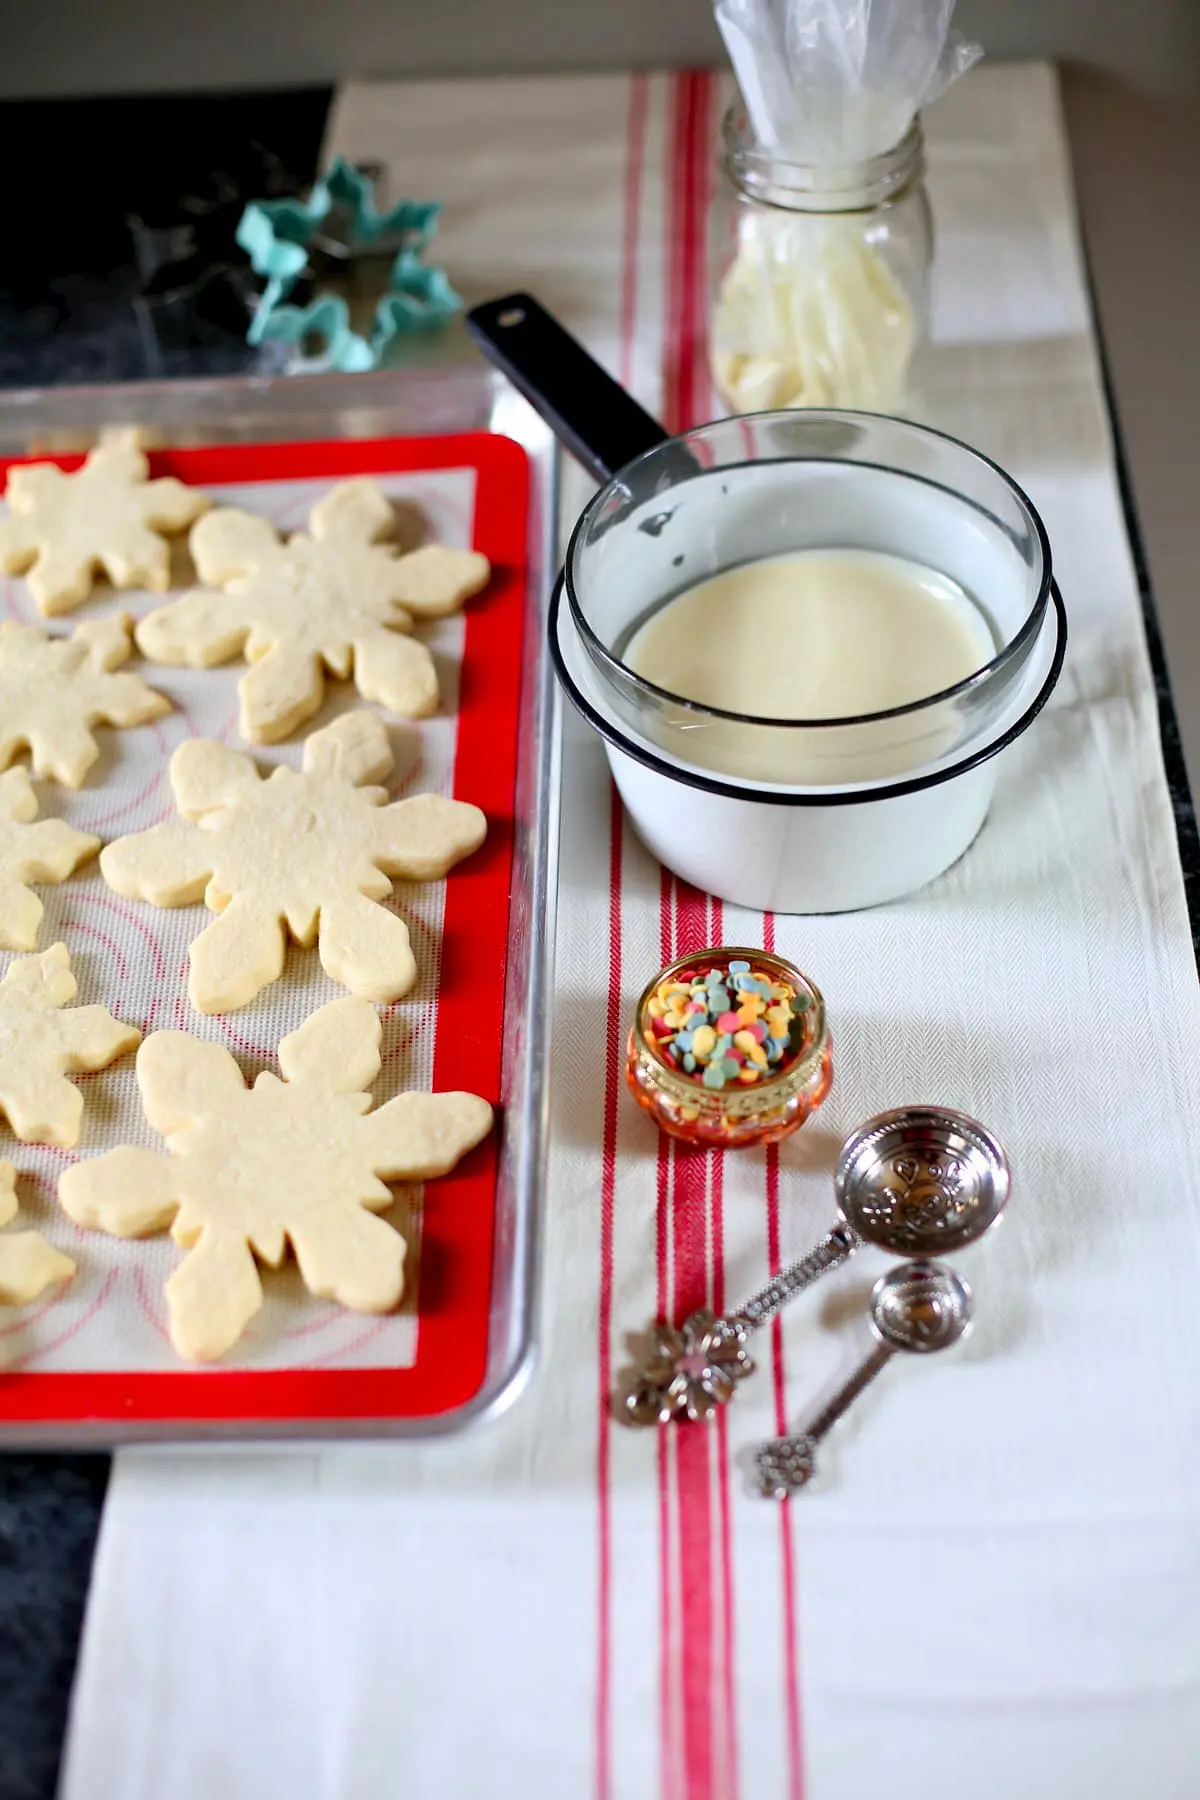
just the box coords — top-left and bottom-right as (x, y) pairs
(468, 293), (1067, 914)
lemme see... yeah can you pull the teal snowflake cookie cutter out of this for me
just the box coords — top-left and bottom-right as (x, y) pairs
(236, 157), (461, 371)
(253, 295), (376, 375)
(307, 161), (442, 258)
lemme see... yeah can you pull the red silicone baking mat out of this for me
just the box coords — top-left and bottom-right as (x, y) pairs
(0, 430), (530, 1433)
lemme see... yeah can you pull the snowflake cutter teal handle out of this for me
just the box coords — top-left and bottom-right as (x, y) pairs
(237, 157), (461, 371)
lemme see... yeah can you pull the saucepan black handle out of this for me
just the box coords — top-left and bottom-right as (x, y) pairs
(466, 291), (696, 486)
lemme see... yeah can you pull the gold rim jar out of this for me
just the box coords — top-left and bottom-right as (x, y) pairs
(625, 946), (833, 1149)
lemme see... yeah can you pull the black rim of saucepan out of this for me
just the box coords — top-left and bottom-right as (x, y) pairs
(549, 574), (1068, 809)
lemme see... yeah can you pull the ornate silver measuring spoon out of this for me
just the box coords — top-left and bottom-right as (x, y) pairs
(754, 1259), (974, 1497)
(622, 1106), (1006, 1426)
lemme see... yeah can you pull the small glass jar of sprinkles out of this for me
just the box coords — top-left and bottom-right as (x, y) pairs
(625, 947), (832, 1149)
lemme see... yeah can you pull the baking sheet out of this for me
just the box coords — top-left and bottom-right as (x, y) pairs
(0, 375), (558, 1440)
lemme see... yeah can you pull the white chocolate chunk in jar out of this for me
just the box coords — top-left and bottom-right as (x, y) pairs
(623, 549), (998, 785)
(711, 217), (916, 413)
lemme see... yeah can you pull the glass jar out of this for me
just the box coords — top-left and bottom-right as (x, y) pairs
(625, 947), (833, 1149)
(712, 107), (933, 417)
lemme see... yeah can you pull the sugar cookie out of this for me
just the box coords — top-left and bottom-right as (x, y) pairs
(0, 768), (100, 950)
(0, 438), (208, 615)
(59, 996), (493, 1361)
(0, 1162), (76, 1304)
(0, 613), (171, 787)
(0, 943), (141, 1146)
(99, 710), (486, 1014)
(136, 478), (490, 743)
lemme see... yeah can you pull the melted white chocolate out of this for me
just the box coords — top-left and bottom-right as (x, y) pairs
(624, 548), (997, 786)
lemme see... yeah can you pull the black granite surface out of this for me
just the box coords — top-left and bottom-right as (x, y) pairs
(0, 88), (331, 388)
(0, 84), (332, 1800)
(0, 1458), (110, 1800)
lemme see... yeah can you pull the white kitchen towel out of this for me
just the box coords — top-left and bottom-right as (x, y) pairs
(59, 63), (1200, 1800)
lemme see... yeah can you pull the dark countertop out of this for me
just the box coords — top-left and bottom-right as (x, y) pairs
(0, 88), (331, 390)
(0, 1459), (110, 1800)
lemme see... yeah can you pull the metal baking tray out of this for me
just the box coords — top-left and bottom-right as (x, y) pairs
(0, 363), (559, 1441)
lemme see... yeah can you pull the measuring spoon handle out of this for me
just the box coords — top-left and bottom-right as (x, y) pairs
(730, 1223), (858, 1332)
(755, 1338), (896, 1497)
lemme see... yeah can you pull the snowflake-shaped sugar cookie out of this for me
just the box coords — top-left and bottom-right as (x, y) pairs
(0, 437), (208, 615)
(0, 1161), (75, 1304)
(100, 710), (486, 1015)
(136, 477), (491, 743)
(0, 943), (141, 1146)
(0, 768), (100, 950)
(0, 613), (171, 787)
(59, 996), (493, 1360)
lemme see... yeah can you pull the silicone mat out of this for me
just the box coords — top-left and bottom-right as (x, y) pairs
(0, 430), (530, 1431)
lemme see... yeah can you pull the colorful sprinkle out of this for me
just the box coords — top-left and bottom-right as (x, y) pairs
(646, 956), (807, 1093)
